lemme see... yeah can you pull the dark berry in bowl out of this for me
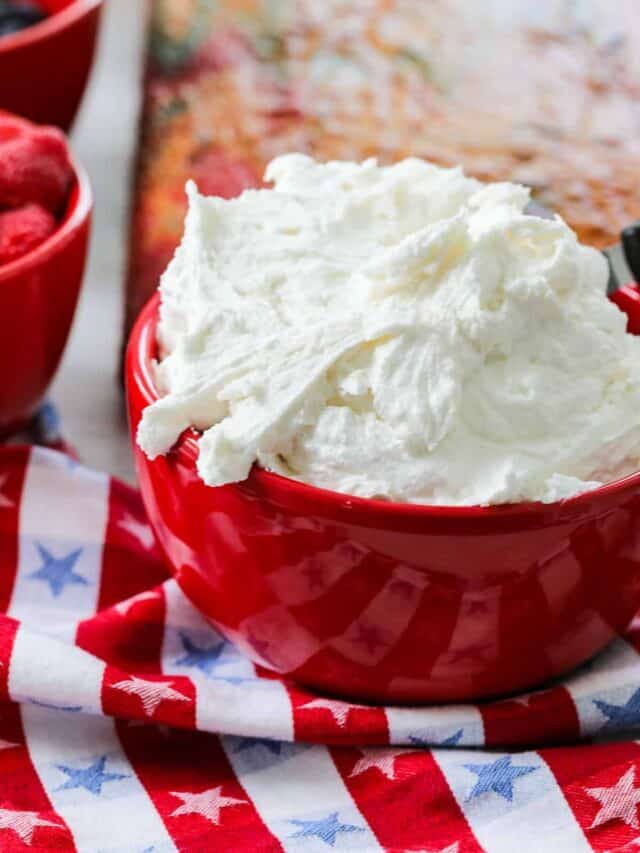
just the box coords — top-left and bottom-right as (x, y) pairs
(0, 1), (46, 39)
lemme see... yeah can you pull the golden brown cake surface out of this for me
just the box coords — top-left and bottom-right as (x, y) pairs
(127, 0), (640, 334)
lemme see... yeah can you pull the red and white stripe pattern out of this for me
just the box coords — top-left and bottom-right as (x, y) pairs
(2, 445), (640, 849)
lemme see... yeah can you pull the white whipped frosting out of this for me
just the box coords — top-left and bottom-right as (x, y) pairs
(137, 154), (640, 505)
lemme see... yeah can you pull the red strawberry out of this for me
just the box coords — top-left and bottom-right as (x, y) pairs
(0, 123), (73, 213)
(0, 113), (29, 144)
(0, 203), (56, 265)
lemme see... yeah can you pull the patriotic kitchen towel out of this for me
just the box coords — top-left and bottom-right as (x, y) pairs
(2, 446), (640, 850)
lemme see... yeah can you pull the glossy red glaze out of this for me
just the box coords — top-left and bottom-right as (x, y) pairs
(0, 130), (92, 436)
(126, 287), (640, 704)
(0, 0), (103, 130)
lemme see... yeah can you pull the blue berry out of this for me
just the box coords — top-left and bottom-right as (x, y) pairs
(0, 1), (46, 38)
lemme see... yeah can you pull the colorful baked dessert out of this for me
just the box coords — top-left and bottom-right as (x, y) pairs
(126, 1), (640, 337)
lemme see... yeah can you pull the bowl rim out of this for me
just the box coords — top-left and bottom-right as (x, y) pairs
(0, 0), (102, 52)
(128, 289), (640, 520)
(0, 149), (92, 283)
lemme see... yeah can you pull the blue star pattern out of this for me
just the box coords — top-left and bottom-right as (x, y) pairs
(65, 455), (83, 472)
(439, 729), (464, 747)
(173, 630), (250, 684)
(593, 687), (640, 732)
(30, 698), (82, 713)
(55, 755), (128, 795)
(409, 728), (464, 747)
(463, 755), (536, 801)
(99, 847), (159, 853)
(175, 632), (226, 676)
(233, 736), (283, 756)
(37, 401), (62, 444)
(224, 735), (308, 774)
(28, 543), (87, 597)
(289, 812), (364, 846)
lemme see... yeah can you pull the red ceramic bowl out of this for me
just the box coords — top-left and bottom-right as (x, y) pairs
(127, 287), (640, 704)
(0, 140), (92, 437)
(0, 0), (103, 130)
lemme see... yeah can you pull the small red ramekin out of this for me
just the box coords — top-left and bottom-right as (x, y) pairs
(0, 0), (103, 130)
(126, 286), (640, 704)
(0, 123), (92, 437)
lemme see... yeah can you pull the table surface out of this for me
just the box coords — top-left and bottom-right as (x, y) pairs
(51, 0), (146, 485)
